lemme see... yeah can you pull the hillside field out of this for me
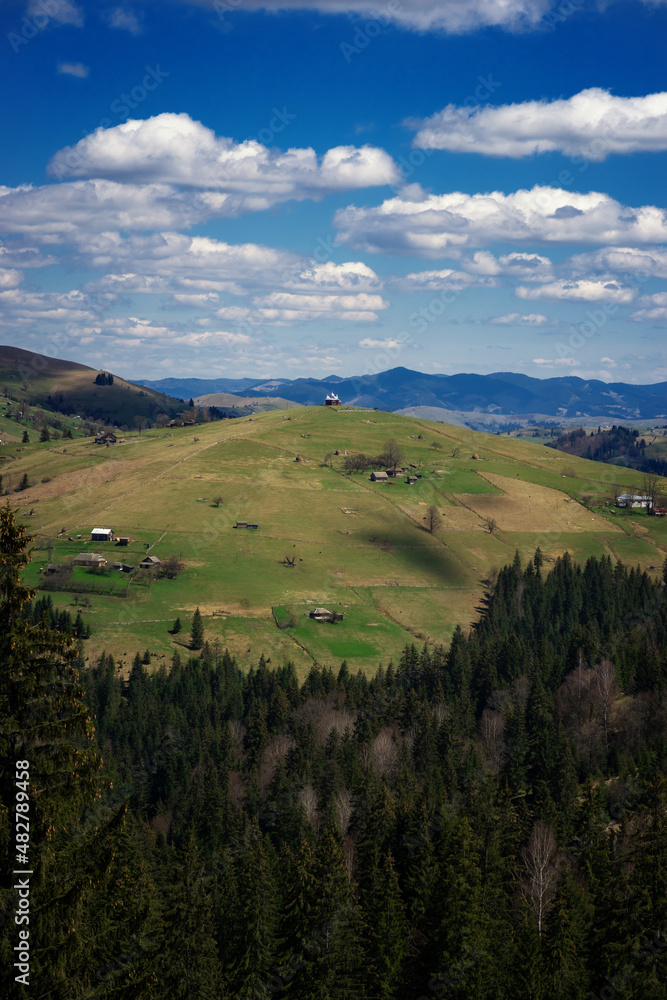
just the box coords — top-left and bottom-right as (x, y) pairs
(4, 405), (666, 677)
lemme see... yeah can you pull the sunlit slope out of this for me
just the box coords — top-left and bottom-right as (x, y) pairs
(6, 406), (667, 674)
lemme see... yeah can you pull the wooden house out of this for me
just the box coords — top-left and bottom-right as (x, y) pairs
(91, 528), (114, 542)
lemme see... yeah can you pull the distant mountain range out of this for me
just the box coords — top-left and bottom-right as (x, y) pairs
(136, 368), (667, 423)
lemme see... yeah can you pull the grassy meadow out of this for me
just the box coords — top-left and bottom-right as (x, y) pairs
(3, 405), (666, 677)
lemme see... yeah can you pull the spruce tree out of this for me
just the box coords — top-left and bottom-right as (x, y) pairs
(0, 503), (115, 997)
(40, 426), (50, 442)
(190, 607), (204, 649)
(21, 430), (29, 443)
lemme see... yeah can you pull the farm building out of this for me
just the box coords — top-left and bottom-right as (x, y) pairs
(407, 476), (418, 485)
(324, 392), (341, 406)
(616, 494), (653, 509)
(91, 528), (114, 542)
(73, 553), (107, 568)
(117, 536), (130, 546)
(371, 471), (388, 482)
(41, 564), (61, 575)
(95, 432), (117, 445)
(139, 555), (162, 569)
(309, 607), (344, 623)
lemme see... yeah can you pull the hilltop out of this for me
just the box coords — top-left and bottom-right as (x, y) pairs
(4, 404), (666, 676)
(0, 345), (186, 428)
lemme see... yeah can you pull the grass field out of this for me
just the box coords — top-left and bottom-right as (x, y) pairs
(4, 405), (666, 677)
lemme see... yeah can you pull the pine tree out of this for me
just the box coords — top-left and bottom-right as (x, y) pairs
(0, 503), (114, 998)
(40, 426), (50, 442)
(190, 606), (204, 649)
(21, 430), (29, 443)
(171, 616), (182, 634)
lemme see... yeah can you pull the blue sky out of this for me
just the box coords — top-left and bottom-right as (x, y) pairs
(1, 0), (667, 384)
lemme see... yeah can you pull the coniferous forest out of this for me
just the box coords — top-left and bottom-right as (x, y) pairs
(2, 504), (667, 999)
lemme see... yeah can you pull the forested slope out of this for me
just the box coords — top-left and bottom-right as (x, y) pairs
(3, 503), (667, 998)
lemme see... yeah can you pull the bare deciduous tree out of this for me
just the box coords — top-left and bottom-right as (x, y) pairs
(482, 517), (499, 534)
(212, 496), (223, 507)
(479, 708), (506, 774)
(595, 659), (619, 750)
(424, 505), (443, 533)
(519, 822), (560, 936)
(371, 729), (397, 778)
(334, 789), (354, 837)
(299, 784), (319, 827)
(379, 438), (403, 473)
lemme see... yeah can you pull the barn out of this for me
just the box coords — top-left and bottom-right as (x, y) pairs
(91, 528), (114, 542)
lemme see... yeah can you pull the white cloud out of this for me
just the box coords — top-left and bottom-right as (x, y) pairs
(0, 269), (23, 290)
(0, 181), (208, 241)
(0, 242), (56, 268)
(516, 278), (638, 303)
(216, 291), (388, 325)
(490, 312), (548, 325)
(189, 0), (552, 33)
(567, 246), (667, 279)
(358, 338), (403, 349)
(104, 7), (142, 33)
(630, 292), (667, 321)
(47, 114), (400, 210)
(411, 88), (667, 159)
(532, 357), (577, 366)
(57, 62), (89, 78)
(461, 250), (555, 282)
(29, 0), (83, 25)
(396, 268), (496, 291)
(335, 186), (667, 256)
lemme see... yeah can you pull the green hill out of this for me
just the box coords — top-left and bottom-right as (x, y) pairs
(4, 404), (666, 676)
(0, 345), (185, 427)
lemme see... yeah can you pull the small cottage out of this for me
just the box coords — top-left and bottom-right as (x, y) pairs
(91, 528), (114, 542)
(310, 607), (333, 620)
(371, 471), (388, 482)
(139, 555), (162, 569)
(616, 494), (653, 509)
(407, 476), (418, 485)
(73, 552), (107, 568)
(324, 393), (341, 406)
(95, 432), (117, 445)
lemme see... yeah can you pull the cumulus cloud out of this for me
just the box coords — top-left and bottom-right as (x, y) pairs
(57, 62), (89, 78)
(516, 278), (638, 303)
(0, 269), (23, 290)
(76, 234), (383, 311)
(0, 242), (56, 268)
(190, 0), (552, 33)
(411, 88), (667, 159)
(489, 312), (548, 325)
(460, 250), (555, 281)
(396, 268), (496, 291)
(216, 291), (388, 325)
(334, 186), (667, 256)
(567, 246), (667, 279)
(630, 292), (667, 321)
(47, 114), (400, 209)
(0, 181), (208, 241)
